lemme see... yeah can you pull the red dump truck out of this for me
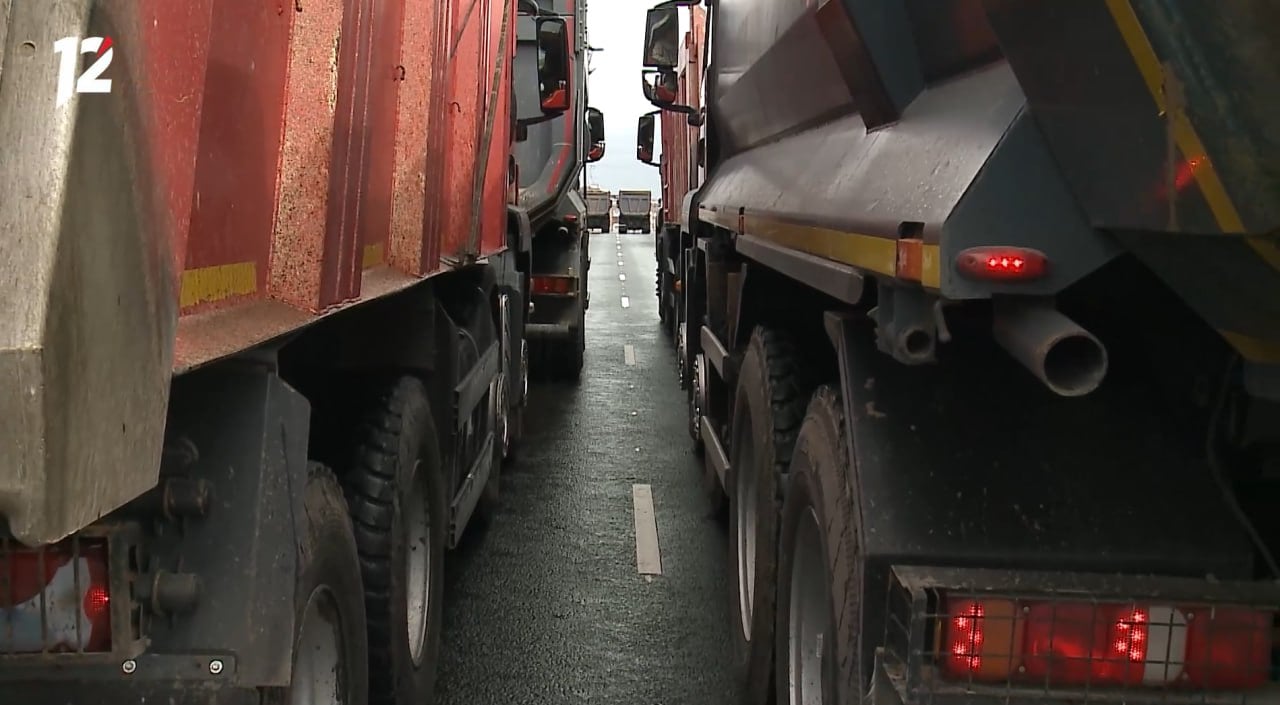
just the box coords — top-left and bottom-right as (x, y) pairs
(638, 2), (1280, 704)
(639, 6), (705, 350)
(0, 1), (570, 702)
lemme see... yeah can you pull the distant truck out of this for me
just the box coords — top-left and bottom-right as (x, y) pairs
(617, 190), (652, 232)
(637, 3), (1280, 705)
(585, 188), (612, 232)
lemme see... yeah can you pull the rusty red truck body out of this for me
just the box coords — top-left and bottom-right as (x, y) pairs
(0, 0), (571, 702)
(637, 2), (1280, 704)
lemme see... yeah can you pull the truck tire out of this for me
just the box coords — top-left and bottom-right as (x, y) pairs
(342, 377), (446, 705)
(262, 464), (369, 705)
(726, 326), (811, 705)
(775, 387), (860, 705)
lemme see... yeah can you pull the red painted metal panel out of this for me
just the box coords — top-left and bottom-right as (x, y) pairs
(170, 0), (515, 364)
(184, 1), (292, 314)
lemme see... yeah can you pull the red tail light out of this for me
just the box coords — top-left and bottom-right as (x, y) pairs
(1185, 608), (1272, 689)
(940, 596), (1272, 690)
(531, 276), (575, 295)
(955, 247), (1049, 281)
(0, 541), (113, 653)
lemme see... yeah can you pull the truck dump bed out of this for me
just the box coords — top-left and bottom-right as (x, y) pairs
(618, 191), (652, 216)
(585, 190), (611, 217)
(695, 0), (1280, 367)
(0, 0), (516, 545)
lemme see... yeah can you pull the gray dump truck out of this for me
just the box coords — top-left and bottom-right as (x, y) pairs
(637, 2), (1280, 704)
(585, 188), (612, 232)
(617, 189), (652, 233)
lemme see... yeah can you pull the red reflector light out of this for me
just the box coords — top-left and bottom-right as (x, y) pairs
(940, 596), (1272, 690)
(531, 276), (574, 295)
(955, 247), (1048, 281)
(0, 541), (113, 653)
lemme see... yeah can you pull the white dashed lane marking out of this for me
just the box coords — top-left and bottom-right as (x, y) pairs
(632, 484), (662, 575)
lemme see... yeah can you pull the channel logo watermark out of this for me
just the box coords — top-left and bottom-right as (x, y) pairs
(53, 36), (113, 107)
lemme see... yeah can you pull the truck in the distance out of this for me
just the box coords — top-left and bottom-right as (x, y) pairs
(585, 187), (612, 233)
(513, 0), (605, 380)
(637, 2), (1280, 704)
(0, 1), (570, 703)
(617, 189), (653, 233)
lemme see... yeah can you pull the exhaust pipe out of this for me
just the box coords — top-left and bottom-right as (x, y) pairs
(992, 299), (1108, 397)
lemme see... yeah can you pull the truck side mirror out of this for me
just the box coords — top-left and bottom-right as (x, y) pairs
(537, 18), (571, 113)
(636, 113), (658, 166)
(641, 68), (699, 119)
(642, 7), (680, 69)
(586, 107), (606, 163)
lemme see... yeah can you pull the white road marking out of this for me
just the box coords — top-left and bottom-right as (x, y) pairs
(619, 273), (626, 282)
(632, 484), (662, 575)
(624, 344), (636, 365)
(621, 296), (631, 308)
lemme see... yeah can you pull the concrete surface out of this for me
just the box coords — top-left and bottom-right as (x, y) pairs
(436, 230), (740, 704)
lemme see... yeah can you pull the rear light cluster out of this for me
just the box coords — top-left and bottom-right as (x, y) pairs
(1, 539), (112, 653)
(940, 596), (1273, 690)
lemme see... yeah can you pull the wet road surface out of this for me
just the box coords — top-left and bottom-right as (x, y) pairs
(436, 230), (742, 704)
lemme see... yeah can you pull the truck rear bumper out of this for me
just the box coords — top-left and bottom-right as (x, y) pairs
(3, 670), (259, 705)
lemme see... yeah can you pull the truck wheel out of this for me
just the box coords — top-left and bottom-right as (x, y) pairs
(727, 326), (811, 705)
(343, 377), (446, 705)
(262, 464), (369, 705)
(775, 387), (860, 705)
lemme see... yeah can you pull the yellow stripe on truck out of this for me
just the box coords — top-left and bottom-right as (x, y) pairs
(180, 261), (258, 309)
(1104, 0), (1280, 276)
(699, 207), (942, 289)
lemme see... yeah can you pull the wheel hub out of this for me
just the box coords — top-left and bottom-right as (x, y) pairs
(405, 464), (431, 667)
(292, 587), (344, 705)
(788, 507), (831, 705)
(690, 354), (706, 442)
(677, 322), (688, 385)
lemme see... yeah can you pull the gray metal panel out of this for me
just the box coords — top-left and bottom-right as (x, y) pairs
(0, 0), (177, 545)
(712, 0), (850, 151)
(941, 112), (1122, 299)
(699, 63), (1022, 240)
(829, 314), (1255, 573)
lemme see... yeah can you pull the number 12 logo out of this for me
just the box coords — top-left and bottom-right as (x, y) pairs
(54, 36), (113, 108)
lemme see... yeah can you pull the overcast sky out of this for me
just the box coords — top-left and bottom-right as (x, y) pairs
(582, 1), (679, 195)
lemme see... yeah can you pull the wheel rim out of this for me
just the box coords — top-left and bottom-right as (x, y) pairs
(520, 340), (529, 400)
(677, 322), (687, 381)
(292, 587), (345, 705)
(405, 463), (431, 666)
(735, 414), (758, 640)
(690, 355), (705, 442)
(495, 373), (510, 456)
(788, 506), (832, 705)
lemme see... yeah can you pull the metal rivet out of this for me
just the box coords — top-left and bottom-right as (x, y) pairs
(209, 659), (224, 675)
(121, 659), (137, 674)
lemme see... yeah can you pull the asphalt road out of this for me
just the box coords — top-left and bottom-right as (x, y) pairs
(436, 229), (741, 704)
